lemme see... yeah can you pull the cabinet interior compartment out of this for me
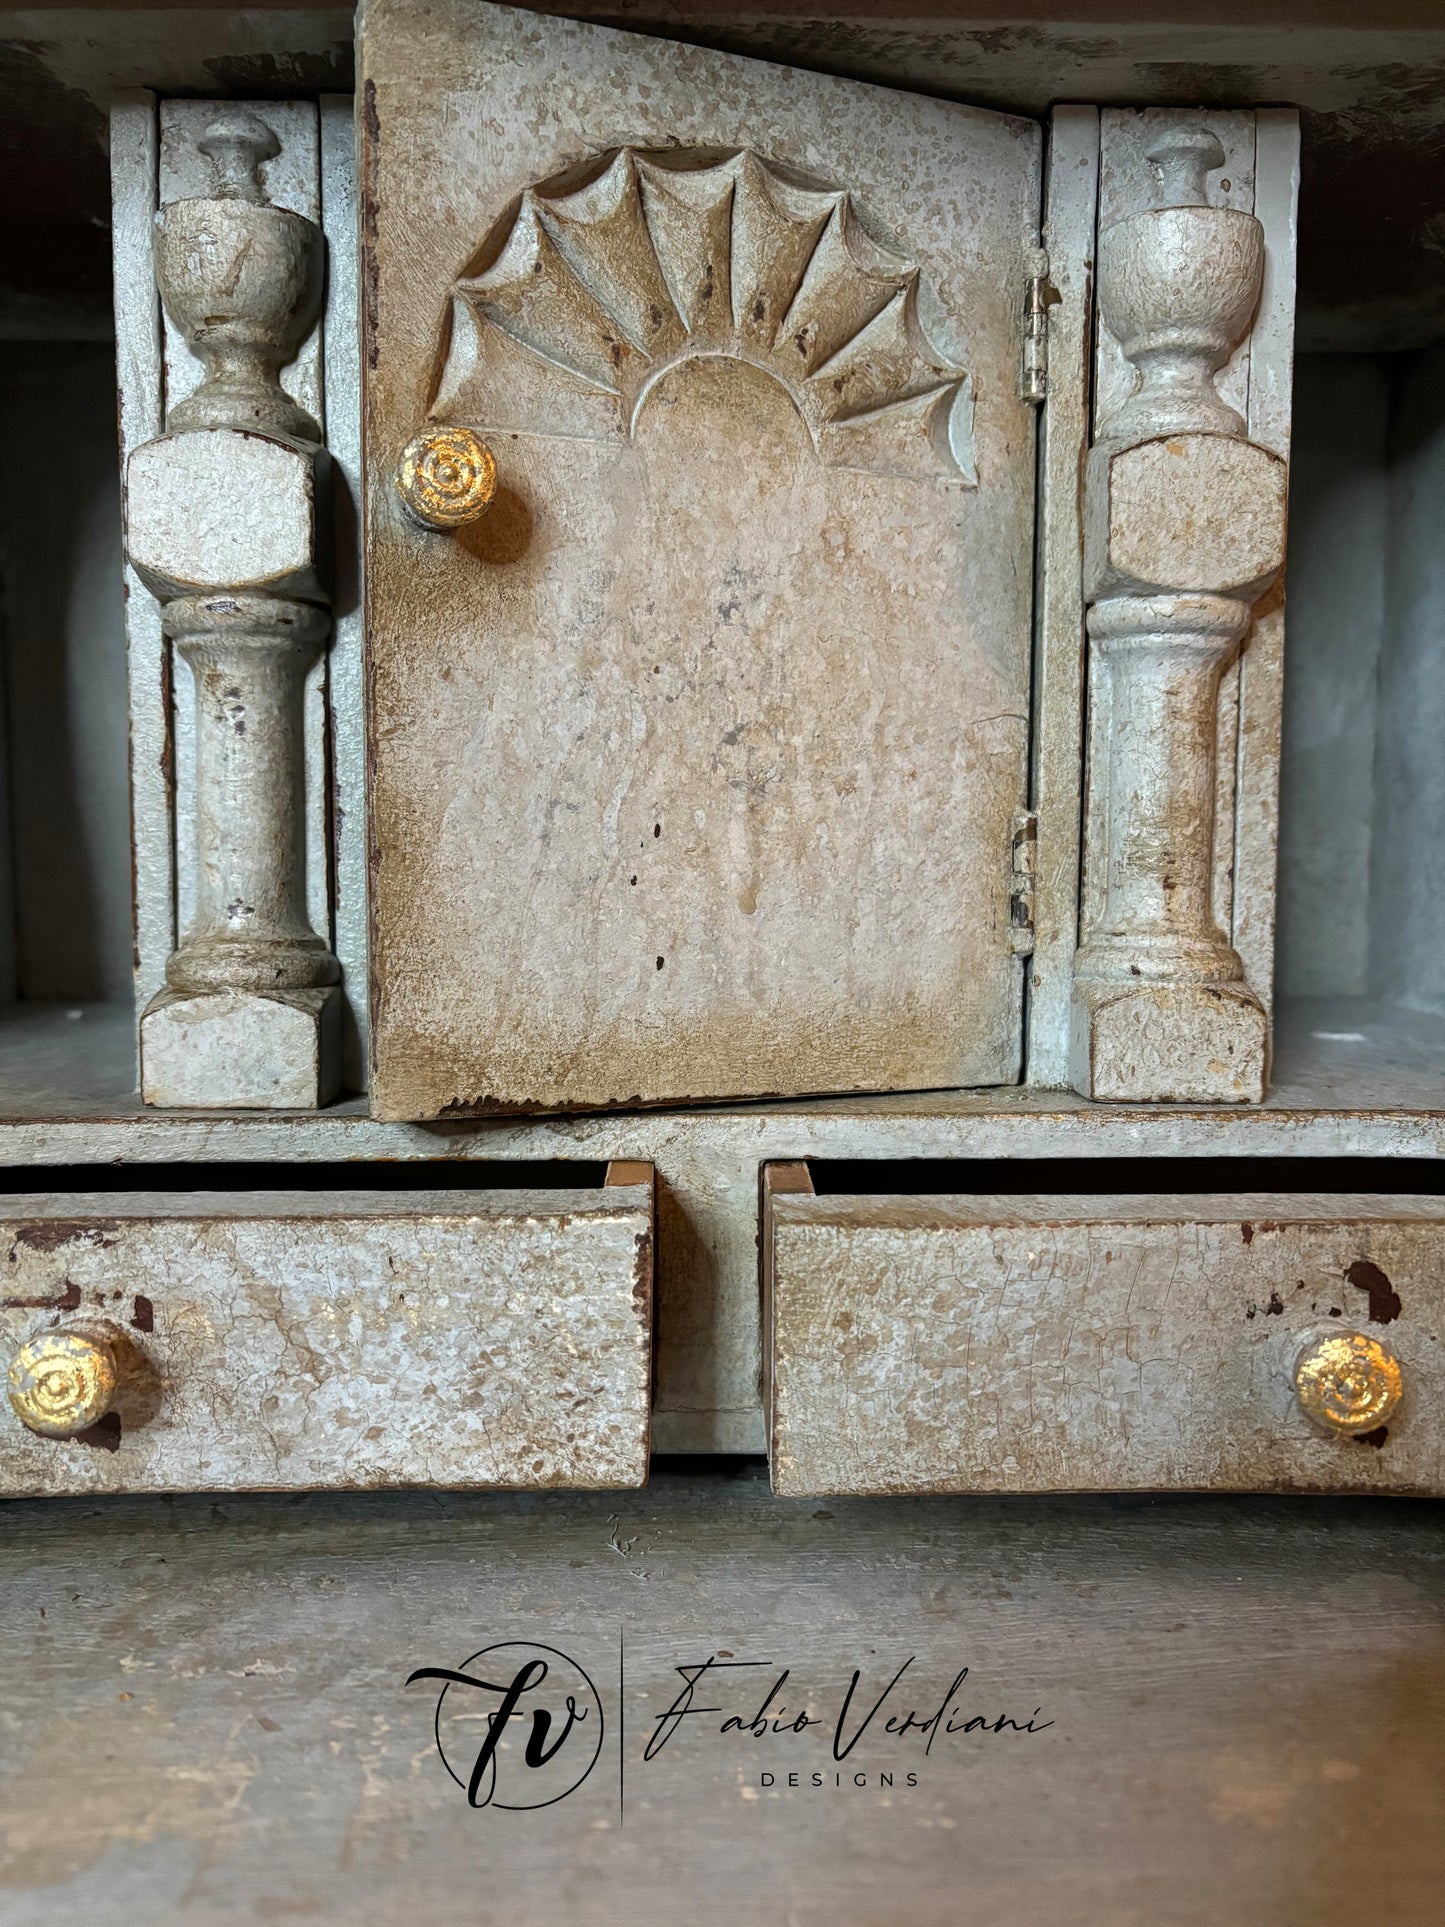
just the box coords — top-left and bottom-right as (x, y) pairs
(0, 30), (1441, 1120)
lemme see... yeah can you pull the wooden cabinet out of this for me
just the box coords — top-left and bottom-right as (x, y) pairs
(17, 3), (1445, 1511)
(0, 1168), (654, 1496)
(765, 1166), (1444, 1496)
(107, 4), (1301, 1117)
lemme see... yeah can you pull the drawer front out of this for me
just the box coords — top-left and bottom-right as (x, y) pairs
(765, 1171), (1445, 1496)
(1, 1176), (652, 1495)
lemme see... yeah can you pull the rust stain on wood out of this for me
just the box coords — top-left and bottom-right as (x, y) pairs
(1346, 1258), (1402, 1325)
(2, 1280), (82, 1312)
(7, 1224), (117, 1257)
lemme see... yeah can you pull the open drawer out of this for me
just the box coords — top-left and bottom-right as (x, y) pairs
(764, 1166), (1444, 1497)
(1, 1164), (653, 1496)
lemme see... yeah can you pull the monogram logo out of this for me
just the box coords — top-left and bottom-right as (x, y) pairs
(407, 1642), (605, 1811)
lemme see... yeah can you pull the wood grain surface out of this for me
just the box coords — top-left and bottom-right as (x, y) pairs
(0, 1466), (1441, 1924)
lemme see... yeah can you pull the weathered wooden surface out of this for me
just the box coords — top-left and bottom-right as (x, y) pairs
(0, 1184), (653, 1494)
(121, 100), (345, 1109)
(112, 96), (375, 1101)
(0, 1467), (1441, 1924)
(361, 0), (1041, 1117)
(319, 96), (371, 1093)
(769, 1181), (1445, 1495)
(1071, 110), (1297, 1104)
(1231, 110), (1299, 1017)
(3, 997), (1445, 1458)
(153, 100), (332, 962)
(1026, 107), (1098, 1091)
(111, 92), (172, 1023)
(156, 99), (324, 438)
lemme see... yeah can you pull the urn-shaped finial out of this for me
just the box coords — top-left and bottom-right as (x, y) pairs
(1097, 121), (1264, 446)
(154, 112), (323, 443)
(197, 109), (279, 204)
(1145, 126), (1227, 208)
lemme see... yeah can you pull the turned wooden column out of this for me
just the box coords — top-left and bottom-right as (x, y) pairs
(124, 112), (341, 1107)
(1075, 593), (1250, 987)
(1071, 126), (1288, 1103)
(162, 595), (336, 995)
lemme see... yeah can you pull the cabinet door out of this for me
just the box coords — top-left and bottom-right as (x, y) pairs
(360, 0), (1041, 1118)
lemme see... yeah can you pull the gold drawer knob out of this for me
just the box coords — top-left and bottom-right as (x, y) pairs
(7, 1324), (119, 1439)
(1293, 1328), (1403, 1437)
(395, 426), (497, 531)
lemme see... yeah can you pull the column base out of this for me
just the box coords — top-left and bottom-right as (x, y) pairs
(140, 985), (341, 1110)
(1070, 980), (1267, 1104)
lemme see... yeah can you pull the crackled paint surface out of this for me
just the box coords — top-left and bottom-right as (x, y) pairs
(766, 1183), (1445, 1496)
(0, 1187), (653, 1494)
(360, 0), (1041, 1117)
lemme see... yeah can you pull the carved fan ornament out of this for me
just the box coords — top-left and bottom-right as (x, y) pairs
(430, 147), (976, 481)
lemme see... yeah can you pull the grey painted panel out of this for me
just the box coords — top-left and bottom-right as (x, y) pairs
(0, 343), (133, 1004)
(769, 1180), (1445, 1495)
(1277, 357), (1389, 1000)
(1373, 339), (1445, 1016)
(0, 1183), (654, 1495)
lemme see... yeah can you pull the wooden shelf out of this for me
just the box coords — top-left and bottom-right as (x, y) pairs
(2, 993), (1444, 1148)
(6, 1467), (1442, 1922)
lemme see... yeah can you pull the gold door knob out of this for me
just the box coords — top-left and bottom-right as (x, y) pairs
(395, 426), (497, 531)
(1293, 1327), (1403, 1437)
(7, 1323), (119, 1438)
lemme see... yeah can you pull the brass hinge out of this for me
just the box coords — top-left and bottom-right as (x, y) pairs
(1019, 268), (1061, 404)
(1009, 808), (1037, 957)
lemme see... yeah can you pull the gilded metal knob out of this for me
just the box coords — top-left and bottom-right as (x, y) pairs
(1293, 1328), (1402, 1437)
(395, 426), (497, 531)
(7, 1324), (118, 1439)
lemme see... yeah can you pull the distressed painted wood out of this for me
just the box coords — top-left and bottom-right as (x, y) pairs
(111, 91), (171, 1029)
(1232, 109), (1301, 1027)
(1070, 110), (1299, 1104)
(157, 99), (325, 438)
(156, 102), (329, 975)
(320, 93), (371, 1093)
(6, 1468), (1443, 1925)
(112, 96), (372, 1103)
(4, 996), (1445, 1459)
(0, 1177), (653, 1495)
(360, 0), (1042, 1117)
(1025, 106), (1099, 1089)
(159, 101), (334, 981)
(127, 105), (344, 1108)
(767, 1173), (1445, 1495)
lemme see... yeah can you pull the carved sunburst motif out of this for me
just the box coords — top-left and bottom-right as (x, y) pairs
(430, 147), (975, 481)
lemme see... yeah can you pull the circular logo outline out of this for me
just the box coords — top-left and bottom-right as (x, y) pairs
(433, 1641), (605, 1812)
